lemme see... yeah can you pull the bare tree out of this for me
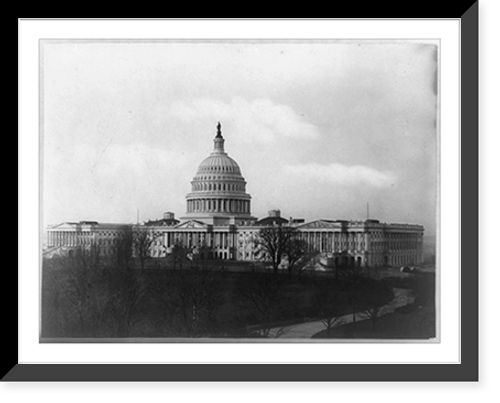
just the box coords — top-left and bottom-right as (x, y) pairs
(283, 237), (310, 278)
(147, 262), (225, 337)
(55, 245), (109, 337)
(112, 225), (134, 269)
(355, 279), (395, 332)
(101, 264), (146, 337)
(168, 241), (192, 270)
(235, 272), (290, 337)
(41, 257), (65, 337)
(133, 228), (156, 270)
(311, 288), (348, 337)
(254, 226), (298, 274)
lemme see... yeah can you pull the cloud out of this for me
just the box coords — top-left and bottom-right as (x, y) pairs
(283, 163), (397, 188)
(164, 97), (320, 143)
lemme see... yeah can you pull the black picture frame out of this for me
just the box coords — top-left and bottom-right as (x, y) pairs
(10, 10), (478, 382)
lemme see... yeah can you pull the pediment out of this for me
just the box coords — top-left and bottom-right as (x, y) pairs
(174, 220), (209, 229)
(297, 220), (340, 229)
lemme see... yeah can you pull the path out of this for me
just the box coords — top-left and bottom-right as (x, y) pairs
(268, 288), (413, 339)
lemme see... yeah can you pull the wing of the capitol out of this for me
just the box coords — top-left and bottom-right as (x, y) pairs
(45, 123), (425, 269)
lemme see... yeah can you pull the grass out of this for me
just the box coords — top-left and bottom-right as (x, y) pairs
(41, 256), (436, 339)
(311, 305), (436, 340)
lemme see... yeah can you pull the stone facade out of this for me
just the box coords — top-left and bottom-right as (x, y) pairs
(45, 124), (424, 268)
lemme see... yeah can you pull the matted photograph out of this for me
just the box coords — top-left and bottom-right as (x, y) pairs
(40, 39), (438, 342)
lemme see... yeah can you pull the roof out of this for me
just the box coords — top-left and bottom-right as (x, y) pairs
(254, 216), (289, 226)
(196, 153), (242, 175)
(145, 218), (180, 227)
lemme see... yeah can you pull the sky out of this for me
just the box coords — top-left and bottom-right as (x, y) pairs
(41, 40), (438, 237)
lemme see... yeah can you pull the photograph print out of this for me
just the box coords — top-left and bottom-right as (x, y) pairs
(40, 39), (438, 342)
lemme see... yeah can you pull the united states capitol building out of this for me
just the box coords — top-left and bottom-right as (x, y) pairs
(45, 123), (424, 268)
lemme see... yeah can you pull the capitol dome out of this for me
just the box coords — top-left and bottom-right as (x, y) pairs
(196, 150), (242, 176)
(183, 123), (254, 224)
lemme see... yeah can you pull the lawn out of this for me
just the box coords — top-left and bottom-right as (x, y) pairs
(311, 305), (436, 340)
(41, 259), (351, 338)
(41, 256), (435, 339)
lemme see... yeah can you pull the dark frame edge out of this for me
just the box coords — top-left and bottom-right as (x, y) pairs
(458, 0), (479, 382)
(9, 9), (478, 381)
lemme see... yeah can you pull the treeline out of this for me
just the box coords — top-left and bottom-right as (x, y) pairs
(41, 247), (418, 339)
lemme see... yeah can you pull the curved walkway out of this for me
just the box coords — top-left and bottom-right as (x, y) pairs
(268, 288), (413, 339)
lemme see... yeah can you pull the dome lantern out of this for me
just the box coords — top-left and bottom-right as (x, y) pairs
(213, 121), (225, 153)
